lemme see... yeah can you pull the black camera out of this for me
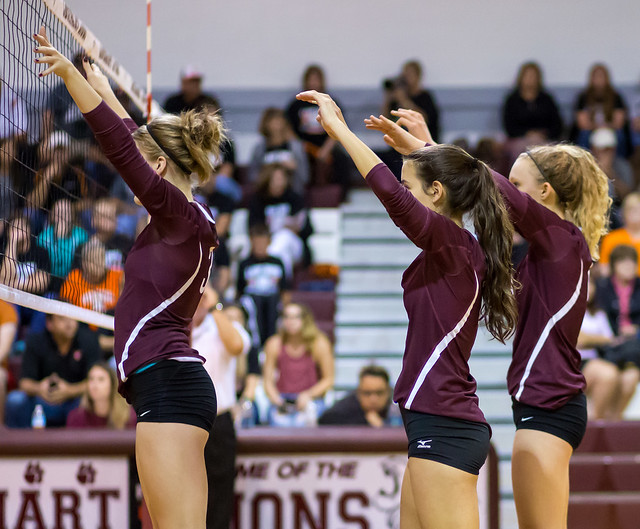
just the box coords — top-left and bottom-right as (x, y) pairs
(383, 76), (408, 91)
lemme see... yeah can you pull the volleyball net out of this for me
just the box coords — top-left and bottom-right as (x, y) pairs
(0, 0), (151, 330)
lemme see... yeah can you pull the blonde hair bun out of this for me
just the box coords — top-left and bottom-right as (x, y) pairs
(180, 109), (226, 183)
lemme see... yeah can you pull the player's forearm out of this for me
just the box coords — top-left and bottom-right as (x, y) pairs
(334, 126), (382, 179)
(63, 68), (102, 114)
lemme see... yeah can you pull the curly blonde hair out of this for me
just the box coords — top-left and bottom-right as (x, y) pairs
(132, 108), (226, 185)
(525, 144), (611, 260)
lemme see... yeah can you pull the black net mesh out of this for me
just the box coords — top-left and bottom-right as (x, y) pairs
(1, 0), (143, 328)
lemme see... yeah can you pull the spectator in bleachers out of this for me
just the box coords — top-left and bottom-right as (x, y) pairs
(380, 60), (440, 178)
(502, 61), (563, 160)
(383, 60), (440, 142)
(578, 275), (639, 420)
(61, 238), (123, 314)
(599, 193), (640, 276)
(66, 362), (136, 428)
(631, 79), (640, 184)
(225, 303), (262, 427)
(286, 64), (351, 192)
(163, 65), (219, 114)
(191, 286), (250, 529)
(27, 131), (83, 213)
(573, 63), (631, 158)
(249, 107), (310, 194)
(237, 223), (289, 347)
(42, 53), (93, 141)
(319, 365), (401, 427)
(248, 163), (312, 276)
(0, 73), (27, 141)
(0, 138), (18, 221)
(263, 302), (334, 427)
(590, 128), (634, 221)
(85, 198), (133, 271)
(594, 246), (640, 418)
(0, 215), (50, 295)
(5, 313), (100, 427)
(164, 67), (240, 203)
(0, 300), (18, 425)
(37, 198), (88, 293)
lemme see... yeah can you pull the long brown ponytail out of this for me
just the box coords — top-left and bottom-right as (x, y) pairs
(405, 145), (518, 342)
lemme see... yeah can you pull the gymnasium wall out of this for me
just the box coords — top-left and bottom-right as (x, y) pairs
(64, 0), (639, 90)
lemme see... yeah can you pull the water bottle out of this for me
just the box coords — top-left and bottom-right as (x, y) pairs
(237, 398), (255, 429)
(31, 404), (46, 429)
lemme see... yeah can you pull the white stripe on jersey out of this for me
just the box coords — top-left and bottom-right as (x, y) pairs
(404, 272), (480, 410)
(118, 244), (204, 381)
(514, 260), (584, 401)
(194, 201), (216, 224)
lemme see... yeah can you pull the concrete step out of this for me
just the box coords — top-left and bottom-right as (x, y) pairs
(337, 269), (405, 295)
(336, 296), (407, 324)
(341, 241), (421, 267)
(335, 325), (512, 356)
(341, 215), (406, 240)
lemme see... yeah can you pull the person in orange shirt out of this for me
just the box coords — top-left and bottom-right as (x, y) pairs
(61, 239), (123, 313)
(599, 193), (640, 276)
(0, 300), (19, 424)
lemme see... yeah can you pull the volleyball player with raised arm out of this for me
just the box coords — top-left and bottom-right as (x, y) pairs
(296, 91), (517, 529)
(34, 28), (224, 529)
(367, 109), (611, 529)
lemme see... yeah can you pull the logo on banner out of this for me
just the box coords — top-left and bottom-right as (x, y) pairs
(370, 455), (404, 529)
(24, 463), (44, 484)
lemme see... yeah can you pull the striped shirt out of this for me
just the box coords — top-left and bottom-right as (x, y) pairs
(83, 102), (218, 389)
(492, 170), (589, 409)
(367, 163), (488, 425)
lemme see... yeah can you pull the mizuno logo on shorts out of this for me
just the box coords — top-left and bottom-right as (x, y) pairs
(417, 440), (432, 449)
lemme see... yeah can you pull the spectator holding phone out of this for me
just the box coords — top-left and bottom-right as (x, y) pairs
(5, 313), (100, 427)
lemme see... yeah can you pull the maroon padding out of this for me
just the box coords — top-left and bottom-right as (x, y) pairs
(609, 459), (640, 491)
(616, 500), (640, 529)
(306, 184), (342, 208)
(569, 493), (640, 529)
(570, 458), (610, 492)
(568, 498), (615, 529)
(602, 423), (640, 452)
(576, 421), (640, 453)
(570, 455), (640, 492)
(290, 290), (336, 322)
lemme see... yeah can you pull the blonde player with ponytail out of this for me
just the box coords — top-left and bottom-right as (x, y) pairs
(34, 26), (225, 529)
(367, 108), (611, 529)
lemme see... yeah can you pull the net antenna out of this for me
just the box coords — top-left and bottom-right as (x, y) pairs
(0, 0), (161, 330)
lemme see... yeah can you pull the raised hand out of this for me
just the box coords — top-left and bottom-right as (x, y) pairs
(296, 91), (349, 141)
(82, 59), (113, 98)
(391, 108), (436, 145)
(364, 114), (424, 155)
(33, 26), (76, 80)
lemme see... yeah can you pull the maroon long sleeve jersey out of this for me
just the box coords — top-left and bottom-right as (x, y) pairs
(367, 164), (488, 425)
(83, 102), (218, 390)
(493, 170), (589, 409)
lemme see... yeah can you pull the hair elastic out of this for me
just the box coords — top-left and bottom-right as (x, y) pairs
(525, 150), (567, 203)
(145, 124), (192, 175)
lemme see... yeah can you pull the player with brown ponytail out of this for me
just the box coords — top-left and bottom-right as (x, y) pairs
(296, 90), (517, 529)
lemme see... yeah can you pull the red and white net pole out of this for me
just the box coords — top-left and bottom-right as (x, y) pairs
(146, 0), (152, 120)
